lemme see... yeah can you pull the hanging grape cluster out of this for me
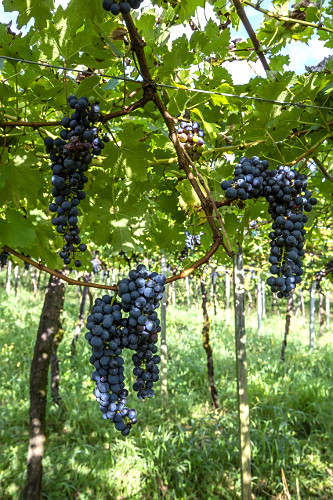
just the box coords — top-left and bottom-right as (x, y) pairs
(325, 258), (333, 276)
(44, 95), (109, 268)
(85, 264), (165, 436)
(177, 119), (205, 161)
(221, 156), (270, 201)
(102, 0), (144, 15)
(315, 258), (333, 283)
(221, 156), (318, 298)
(180, 231), (203, 260)
(0, 251), (10, 267)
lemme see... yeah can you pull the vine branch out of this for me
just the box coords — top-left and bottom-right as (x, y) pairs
(289, 133), (332, 166)
(2, 245), (118, 291)
(101, 88), (153, 122)
(3, 244), (221, 289)
(232, 0), (271, 72)
(182, 148), (234, 256)
(0, 120), (62, 129)
(165, 241), (221, 283)
(0, 92), (153, 130)
(312, 155), (333, 182)
(123, 13), (232, 253)
(243, 0), (333, 34)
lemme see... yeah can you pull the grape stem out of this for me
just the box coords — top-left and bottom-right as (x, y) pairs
(2, 245), (118, 291)
(165, 241), (221, 283)
(231, 0), (271, 73)
(182, 148), (234, 256)
(122, 13), (237, 257)
(123, 12), (231, 253)
(102, 122), (120, 147)
(289, 133), (332, 167)
(312, 156), (333, 182)
(243, 0), (333, 34)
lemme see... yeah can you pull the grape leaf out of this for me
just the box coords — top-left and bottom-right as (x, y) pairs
(0, 209), (35, 248)
(3, 0), (54, 31)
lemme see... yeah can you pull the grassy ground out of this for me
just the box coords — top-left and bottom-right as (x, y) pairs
(0, 280), (332, 499)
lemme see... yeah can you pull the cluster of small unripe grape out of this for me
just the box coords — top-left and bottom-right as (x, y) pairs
(177, 119), (205, 161)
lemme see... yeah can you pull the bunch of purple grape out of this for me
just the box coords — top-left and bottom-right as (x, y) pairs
(221, 157), (318, 298)
(45, 95), (109, 268)
(0, 251), (10, 267)
(180, 231), (202, 260)
(177, 119), (205, 161)
(102, 0), (144, 15)
(85, 264), (165, 436)
(221, 156), (271, 200)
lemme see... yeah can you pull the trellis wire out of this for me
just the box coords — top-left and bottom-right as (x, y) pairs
(1, 55), (333, 112)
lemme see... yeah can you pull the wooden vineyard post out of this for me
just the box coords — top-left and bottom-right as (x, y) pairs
(6, 259), (12, 294)
(309, 281), (316, 352)
(233, 245), (252, 500)
(185, 276), (190, 308)
(195, 279), (200, 310)
(300, 288), (305, 319)
(14, 265), (19, 296)
(200, 273), (219, 410)
(281, 291), (294, 361)
(225, 270), (231, 324)
(71, 274), (90, 356)
(257, 274), (262, 334)
(326, 292), (330, 330)
(160, 255), (168, 412)
(319, 288), (325, 337)
(273, 292), (280, 317)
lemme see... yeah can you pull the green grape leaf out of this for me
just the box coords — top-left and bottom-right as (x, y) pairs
(3, 0), (54, 31)
(0, 209), (35, 248)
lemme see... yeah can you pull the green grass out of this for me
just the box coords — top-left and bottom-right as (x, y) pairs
(0, 283), (332, 499)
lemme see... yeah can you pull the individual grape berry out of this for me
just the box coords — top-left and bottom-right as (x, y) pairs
(225, 187), (237, 199)
(110, 3), (121, 14)
(44, 137), (54, 148)
(119, 1), (131, 14)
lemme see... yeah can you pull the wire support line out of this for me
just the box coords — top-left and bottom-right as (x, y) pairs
(156, 83), (333, 112)
(1, 54), (333, 112)
(0, 55), (140, 83)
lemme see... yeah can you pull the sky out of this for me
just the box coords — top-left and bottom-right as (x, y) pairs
(0, 0), (331, 84)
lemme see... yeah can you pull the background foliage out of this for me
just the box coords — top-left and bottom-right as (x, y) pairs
(0, 0), (332, 272)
